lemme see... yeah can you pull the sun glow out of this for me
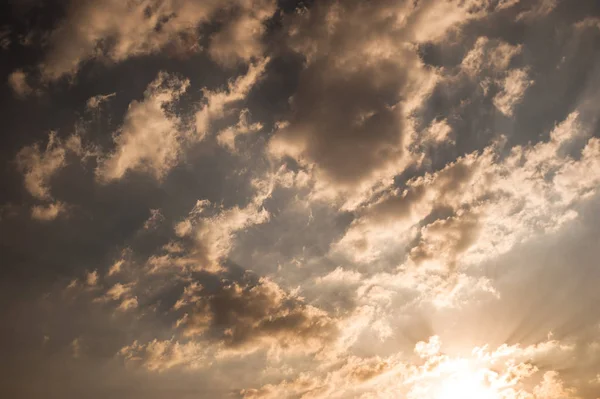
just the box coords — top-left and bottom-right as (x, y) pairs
(408, 353), (507, 399)
(435, 366), (501, 399)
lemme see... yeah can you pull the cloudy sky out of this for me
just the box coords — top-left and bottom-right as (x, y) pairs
(1, 0), (600, 398)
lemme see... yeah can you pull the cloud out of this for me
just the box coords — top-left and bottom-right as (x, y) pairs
(90, 61), (266, 183)
(0, 26), (10, 50)
(267, 1), (420, 192)
(517, 0), (558, 21)
(242, 335), (578, 399)
(71, 338), (82, 358)
(409, 213), (480, 271)
(119, 339), (208, 372)
(241, 354), (406, 399)
(216, 108), (263, 152)
(208, 1), (277, 67)
(86, 92), (116, 109)
(194, 58), (269, 140)
(315, 267), (362, 286)
(30, 202), (66, 221)
(336, 111), (600, 274)
(5, 2), (600, 398)
(266, 0), (521, 200)
(108, 249), (131, 276)
(86, 270), (99, 287)
(493, 68), (534, 116)
(461, 37), (522, 76)
(143, 209), (165, 230)
(111, 272), (338, 369)
(16, 131), (73, 200)
(92, 282), (138, 312)
(168, 178), (273, 272)
(16, 132), (91, 220)
(96, 72), (189, 182)
(87, 279), (138, 312)
(173, 277), (338, 354)
(37, 0), (277, 81)
(7, 69), (32, 98)
(422, 118), (454, 145)
(118, 297), (139, 311)
(104, 283), (132, 301)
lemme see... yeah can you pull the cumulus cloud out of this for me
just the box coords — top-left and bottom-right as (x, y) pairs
(5, 1), (600, 398)
(336, 111), (600, 273)
(96, 72), (189, 182)
(173, 277), (337, 354)
(267, 1), (421, 192)
(267, 0), (522, 200)
(38, 0), (277, 81)
(242, 335), (578, 399)
(95, 61), (267, 182)
(111, 271), (338, 369)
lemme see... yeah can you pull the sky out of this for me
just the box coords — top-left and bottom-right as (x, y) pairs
(1, 0), (600, 398)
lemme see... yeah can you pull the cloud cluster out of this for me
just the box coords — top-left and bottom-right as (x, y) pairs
(241, 335), (578, 399)
(336, 111), (600, 275)
(267, 0), (530, 201)
(37, 0), (276, 81)
(173, 276), (337, 354)
(3, 1), (600, 398)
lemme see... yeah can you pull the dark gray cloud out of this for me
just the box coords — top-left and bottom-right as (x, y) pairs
(171, 276), (338, 351)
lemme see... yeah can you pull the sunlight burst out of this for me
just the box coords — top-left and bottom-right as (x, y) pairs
(435, 368), (500, 399)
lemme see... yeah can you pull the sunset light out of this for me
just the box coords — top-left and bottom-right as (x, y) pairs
(2, 0), (600, 398)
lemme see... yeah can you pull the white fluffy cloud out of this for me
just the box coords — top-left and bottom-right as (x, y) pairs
(96, 72), (189, 182)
